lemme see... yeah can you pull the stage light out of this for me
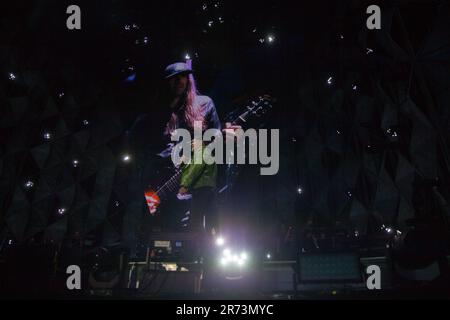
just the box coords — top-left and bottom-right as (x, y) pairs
(202, 3), (207, 10)
(327, 76), (333, 85)
(72, 159), (79, 167)
(340, 34), (344, 39)
(240, 252), (248, 260)
(297, 187), (303, 194)
(266, 253), (272, 259)
(24, 180), (34, 189)
(43, 132), (51, 140)
(267, 35), (275, 43)
(366, 48), (374, 54)
(215, 237), (225, 246)
(82, 119), (89, 125)
(122, 154), (131, 162)
(220, 257), (229, 266)
(208, 21), (214, 27)
(336, 130), (341, 134)
(58, 208), (66, 215)
(8, 73), (16, 80)
(386, 227), (393, 234)
(219, 248), (249, 269)
(218, 17), (224, 23)
(58, 92), (65, 98)
(259, 38), (265, 43)
(352, 84), (358, 90)
(185, 53), (191, 60)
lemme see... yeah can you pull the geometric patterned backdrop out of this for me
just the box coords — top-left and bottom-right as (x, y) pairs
(1, 1), (450, 249)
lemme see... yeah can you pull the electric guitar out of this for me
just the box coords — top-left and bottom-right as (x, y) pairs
(144, 95), (274, 215)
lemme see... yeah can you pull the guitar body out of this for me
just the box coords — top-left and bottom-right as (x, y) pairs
(143, 95), (274, 220)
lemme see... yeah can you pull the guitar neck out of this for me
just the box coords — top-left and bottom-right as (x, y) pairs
(156, 170), (182, 197)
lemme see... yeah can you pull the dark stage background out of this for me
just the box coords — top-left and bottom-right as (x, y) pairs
(1, 0), (450, 262)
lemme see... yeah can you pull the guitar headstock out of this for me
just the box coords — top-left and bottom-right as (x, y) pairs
(247, 95), (274, 116)
(235, 95), (274, 125)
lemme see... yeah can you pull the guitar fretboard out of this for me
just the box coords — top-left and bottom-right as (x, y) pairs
(156, 169), (182, 197)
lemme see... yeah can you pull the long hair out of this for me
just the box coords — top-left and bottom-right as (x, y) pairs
(164, 74), (205, 135)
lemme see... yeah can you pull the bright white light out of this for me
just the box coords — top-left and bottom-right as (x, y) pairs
(8, 240), (13, 245)
(352, 85), (358, 90)
(208, 21), (214, 27)
(72, 159), (79, 167)
(223, 248), (231, 257)
(297, 187), (303, 194)
(122, 154), (131, 162)
(185, 54), (191, 60)
(266, 253), (271, 259)
(340, 34), (344, 39)
(337, 130), (341, 134)
(327, 77), (333, 85)
(58, 208), (66, 215)
(232, 254), (239, 262)
(215, 237), (225, 246)
(240, 252), (248, 260)
(43, 132), (51, 140)
(8, 73), (16, 80)
(59, 92), (65, 98)
(220, 257), (229, 266)
(237, 259), (245, 267)
(24, 180), (34, 188)
(386, 228), (393, 233)
(366, 48), (374, 54)
(82, 120), (89, 125)
(267, 35), (275, 43)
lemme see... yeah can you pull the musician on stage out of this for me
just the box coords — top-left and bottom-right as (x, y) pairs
(127, 61), (238, 259)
